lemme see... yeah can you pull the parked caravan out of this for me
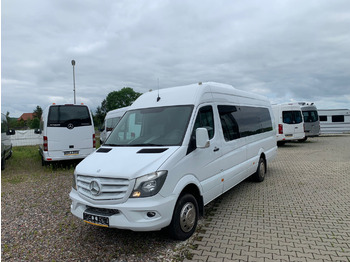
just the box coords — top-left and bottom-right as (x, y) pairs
(272, 103), (305, 145)
(1, 113), (15, 170)
(318, 109), (350, 134)
(297, 102), (320, 140)
(99, 106), (130, 144)
(70, 82), (277, 240)
(37, 104), (95, 165)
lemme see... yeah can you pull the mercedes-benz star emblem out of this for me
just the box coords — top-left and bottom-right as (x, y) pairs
(89, 180), (101, 196)
(67, 123), (74, 129)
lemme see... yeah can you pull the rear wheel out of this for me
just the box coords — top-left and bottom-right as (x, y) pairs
(253, 157), (266, 182)
(169, 194), (199, 240)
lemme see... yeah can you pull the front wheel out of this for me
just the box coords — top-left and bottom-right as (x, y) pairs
(253, 157), (266, 182)
(169, 194), (199, 241)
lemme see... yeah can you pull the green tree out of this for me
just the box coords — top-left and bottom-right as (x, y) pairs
(95, 87), (142, 127)
(33, 105), (43, 120)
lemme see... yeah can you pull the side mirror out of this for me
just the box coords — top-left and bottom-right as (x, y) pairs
(7, 129), (16, 135)
(196, 128), (210, 148)
(34, 129), (42, 134)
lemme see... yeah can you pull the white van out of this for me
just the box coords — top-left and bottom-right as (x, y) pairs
(37, 104), (95, 165)
(1, 113), (15, 170)
(99, 106), (130, 144)
(70, 82), (277, 240)
(298, 102), (320, 140)
(272, 103), (305, 145)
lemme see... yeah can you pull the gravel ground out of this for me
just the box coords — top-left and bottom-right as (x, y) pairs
(1, 153), (199, 261)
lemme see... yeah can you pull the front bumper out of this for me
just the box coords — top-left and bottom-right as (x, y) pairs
(69, 189), (177, 231)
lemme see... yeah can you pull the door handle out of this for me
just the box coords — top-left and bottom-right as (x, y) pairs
(213, 147), (220, 152)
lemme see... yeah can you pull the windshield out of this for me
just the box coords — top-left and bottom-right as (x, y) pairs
(302, 110), (319, 122)
(105, 105), (193, 146)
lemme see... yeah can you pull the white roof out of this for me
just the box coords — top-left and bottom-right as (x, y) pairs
(130, 82), (269, 109)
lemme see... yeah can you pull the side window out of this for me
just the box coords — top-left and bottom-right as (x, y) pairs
(187, 106), (214, 155)
(218, 105), (240, 141)
(319, 115), (327, 121)
(193, 106), (215, 139)
(1, 117), (8, 133)
(332, 115), (344, 122)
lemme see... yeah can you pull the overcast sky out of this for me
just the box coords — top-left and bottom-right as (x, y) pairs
(2, 0), (350, 117)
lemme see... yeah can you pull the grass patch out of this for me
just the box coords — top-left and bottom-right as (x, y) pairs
(1, 145), (76, 185)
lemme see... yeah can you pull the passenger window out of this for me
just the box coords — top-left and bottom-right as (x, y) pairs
(187, 106), (214, 155)
(193, 106), (215, 139)
(218, 105), (240, 141)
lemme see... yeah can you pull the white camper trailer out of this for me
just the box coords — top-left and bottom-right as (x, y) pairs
(272, 103), (305, 145)
(70, 82), (277, 240)
(318, 109), (350, 134)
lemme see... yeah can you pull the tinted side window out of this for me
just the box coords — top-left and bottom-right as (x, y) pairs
(1, 115), (8, 133)
(193, 106), (215, 139)
(218, 106), (240, 141)
(319, 115), (327, 121)
(187, 106), (214, 154)
(218, 105), (273, 141)
(332, 115), (344, 122)
(48, 105), (92, 127)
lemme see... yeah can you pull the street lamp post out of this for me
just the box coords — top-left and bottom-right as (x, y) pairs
(71, 60), (76, 104)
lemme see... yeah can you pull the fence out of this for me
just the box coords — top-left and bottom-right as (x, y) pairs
(11, 129), (42, 147)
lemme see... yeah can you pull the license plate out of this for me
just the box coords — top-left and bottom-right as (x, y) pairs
(64, 150), (79, 155)
(83, 212), (109, 227)
(285, 134), (293, 137)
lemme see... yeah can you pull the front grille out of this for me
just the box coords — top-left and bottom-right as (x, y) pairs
(77, 175), (130, 203)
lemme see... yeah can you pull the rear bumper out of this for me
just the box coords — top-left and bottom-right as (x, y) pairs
(39, 147), (94, 162)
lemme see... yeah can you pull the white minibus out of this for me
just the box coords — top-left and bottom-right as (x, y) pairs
(38, 104), (95, 165)
(272, 103), (305, 146)
(99, 106), (130, 144)
(70, 82), (277, 240)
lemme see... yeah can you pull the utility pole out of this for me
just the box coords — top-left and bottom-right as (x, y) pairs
(71, 60), (76, 104)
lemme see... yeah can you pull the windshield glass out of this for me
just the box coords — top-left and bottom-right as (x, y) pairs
(302, 110), (319, 122)
(105, 105), (193, 146)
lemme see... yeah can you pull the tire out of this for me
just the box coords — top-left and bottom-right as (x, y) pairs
(253, 157), (266, 182)
(277, 141), (286, 146)
(169, 194), (199, 241)
(298, 137), (307, 142)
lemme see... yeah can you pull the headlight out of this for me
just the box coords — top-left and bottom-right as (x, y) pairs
(72, 173), (77, 190)
(130, 170), (167, 198)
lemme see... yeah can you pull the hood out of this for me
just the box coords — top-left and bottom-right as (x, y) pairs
(75, 146), (180, 179)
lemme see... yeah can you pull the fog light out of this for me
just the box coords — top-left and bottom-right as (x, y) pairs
(147, 212), (156, 218)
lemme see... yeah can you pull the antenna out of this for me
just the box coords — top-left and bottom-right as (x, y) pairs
(157, 78), (161, 102)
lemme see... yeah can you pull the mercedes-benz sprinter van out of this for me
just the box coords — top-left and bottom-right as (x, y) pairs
(38, 104), (95, 165)
(99, 106), (130, 144)
(70, 82), (277, 240)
